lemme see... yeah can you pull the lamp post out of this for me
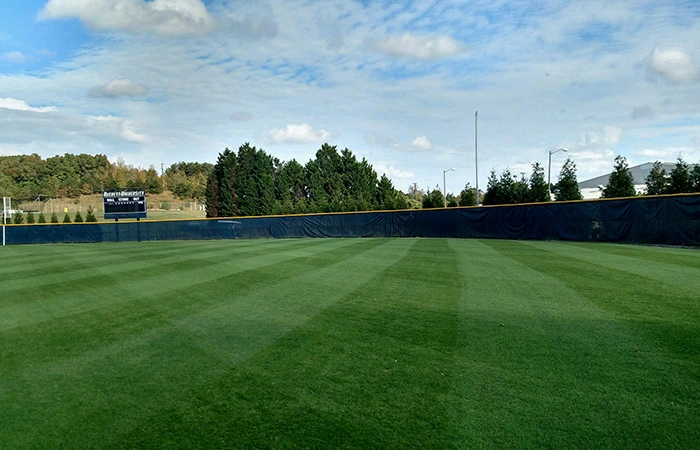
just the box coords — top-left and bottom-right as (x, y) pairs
(443, 168), (455, 208)
(547, 148), (568, 200)
(474, 111), (478, 206)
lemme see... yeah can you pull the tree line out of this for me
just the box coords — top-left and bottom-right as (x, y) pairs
(0, 153), (211, 201)
(205, 143), (408, 217)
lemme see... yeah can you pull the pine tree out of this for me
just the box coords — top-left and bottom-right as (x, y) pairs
(50, 213), (59, 223)
(74, 211), (84, 222)
(668, 157), (692, 194)
(482, 170), (502, 205)
(26, 211), (35, 224)
(63, 213), (72, 223)
(602, 155), (636, 198)
(13, 212), (24, 224)
(528, 162), (549, 202)
(86, 206), (98, 222)
(555, 158), (583, 201)
(691, 164), (700, 192)
(458, 182), (476, 206)
(38, 212), (47, 223)
(645, 161), (668, 195)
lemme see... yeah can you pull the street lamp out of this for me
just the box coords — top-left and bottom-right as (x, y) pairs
(443, 168), (455, 208)
(547, 148), (568, 200)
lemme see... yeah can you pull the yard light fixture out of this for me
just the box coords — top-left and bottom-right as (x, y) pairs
(548, 148), (568, 200)
(443, 168), (455, 208)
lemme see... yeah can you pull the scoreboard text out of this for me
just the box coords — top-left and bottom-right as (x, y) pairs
(103, 190), (147, 220)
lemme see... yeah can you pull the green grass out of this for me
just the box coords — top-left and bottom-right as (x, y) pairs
(1, 238), (698, 449)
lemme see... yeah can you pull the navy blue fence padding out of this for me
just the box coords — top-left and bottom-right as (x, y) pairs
(4, 194), (700, 246)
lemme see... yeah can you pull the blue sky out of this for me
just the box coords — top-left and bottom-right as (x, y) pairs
(1, 0), (700, 194)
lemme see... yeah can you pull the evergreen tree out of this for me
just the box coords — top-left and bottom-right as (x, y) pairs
(74, 211), (84, 223)
(339, 149), (378, 211)
(13, 212), (24, 224)
(26, 211), (35, 224)
(602, 155), (636, 198)
(235, 143), (275, 216)
(86, 206), (98, 222)
(668, 157), (692, 194)
(422, 186), (445, 209)
(528, 162), (549, 202)
(555, 158), (583, 201)
(274, 159), (308, 214)
(205, 148), (238, 218)
(691, 164), (700, 192)
(511, 172), (530, 204)
(375, 174), (400, 210)
(482, 170), (502, 205)
(50, 212), (59, 223)
(63, 213), (72, 223)
(446, 194), (458, 207)
(645, 161), (668, 195)
(306, 144), (344, 212)
(38, 212), (46, 223)
(458, 182), (476, 206)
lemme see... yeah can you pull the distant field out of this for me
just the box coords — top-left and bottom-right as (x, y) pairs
(1, 238), (698, 449)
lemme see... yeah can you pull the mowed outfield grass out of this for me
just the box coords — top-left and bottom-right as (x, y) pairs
(1, 238), (699, 449)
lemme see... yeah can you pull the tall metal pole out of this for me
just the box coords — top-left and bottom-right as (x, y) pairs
(443, 168), (454, 208)
(548, 148), (568, 200)
(475, 111), (479, 206)
(443, 170), (447, 208)
(547, 151), (552, 200)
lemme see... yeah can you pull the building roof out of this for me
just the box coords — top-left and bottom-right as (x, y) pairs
(578, 162), (686, 189)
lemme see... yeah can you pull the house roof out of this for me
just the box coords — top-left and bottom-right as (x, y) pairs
(578, 162), (689, 189)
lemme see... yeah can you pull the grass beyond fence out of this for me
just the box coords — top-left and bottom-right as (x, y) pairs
(1, 239), (698, 449)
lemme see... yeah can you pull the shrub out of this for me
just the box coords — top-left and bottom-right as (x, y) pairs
(50, 213), (59, 223)
(86, 206), (97, 222)
(38, 212), (46, 223)
(13, 212), (24, 224)
(74, 211), (84, 223)
(26, 211), (35, 224)
(63, 213), (72, 223)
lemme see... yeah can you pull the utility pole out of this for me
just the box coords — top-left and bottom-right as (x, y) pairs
(475, 111), (479, 206)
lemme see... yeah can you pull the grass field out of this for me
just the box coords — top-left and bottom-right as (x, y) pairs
(1, 238), (699, 449)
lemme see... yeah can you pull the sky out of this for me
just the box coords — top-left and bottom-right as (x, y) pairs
(1, 0), (699, 195)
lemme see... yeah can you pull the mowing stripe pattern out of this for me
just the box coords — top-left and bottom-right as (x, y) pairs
(1, 239), (698, 449)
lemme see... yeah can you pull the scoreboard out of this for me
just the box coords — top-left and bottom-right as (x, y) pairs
(103, 190), (147, 220)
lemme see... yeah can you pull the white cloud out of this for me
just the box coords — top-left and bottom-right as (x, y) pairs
(578, 126), (622, 148)
(372, 33), (464, 60)
(223, 12), (278, 39)
(645, 48), (700, 85)
(88, 115), (148, 143)
(0, 98), (57, 113)
(374, 164), (414, 179)
(38, 0), (216, 37)
(268, 124), (331, 144)
(411, 136), (432, 150)
(2, 51), (25, 63)
(89, 78), (148, 98)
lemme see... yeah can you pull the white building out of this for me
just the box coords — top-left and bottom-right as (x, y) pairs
(577, 162), (682, 200)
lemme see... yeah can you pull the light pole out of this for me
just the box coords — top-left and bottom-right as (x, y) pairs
(474, 111), (478, 206)
(443, 168), (454, 208)
(548, 148), (568, 200)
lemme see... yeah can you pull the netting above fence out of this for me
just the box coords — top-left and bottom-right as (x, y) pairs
(3, 194), (700, 246)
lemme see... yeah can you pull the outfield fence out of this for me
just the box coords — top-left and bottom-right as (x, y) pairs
(3, 194), (699, 246)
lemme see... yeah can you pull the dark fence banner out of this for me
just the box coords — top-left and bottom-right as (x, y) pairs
(4, 194), (700, 246)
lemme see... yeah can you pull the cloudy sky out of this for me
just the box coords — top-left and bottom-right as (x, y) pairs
(1, 0), (699, 194)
